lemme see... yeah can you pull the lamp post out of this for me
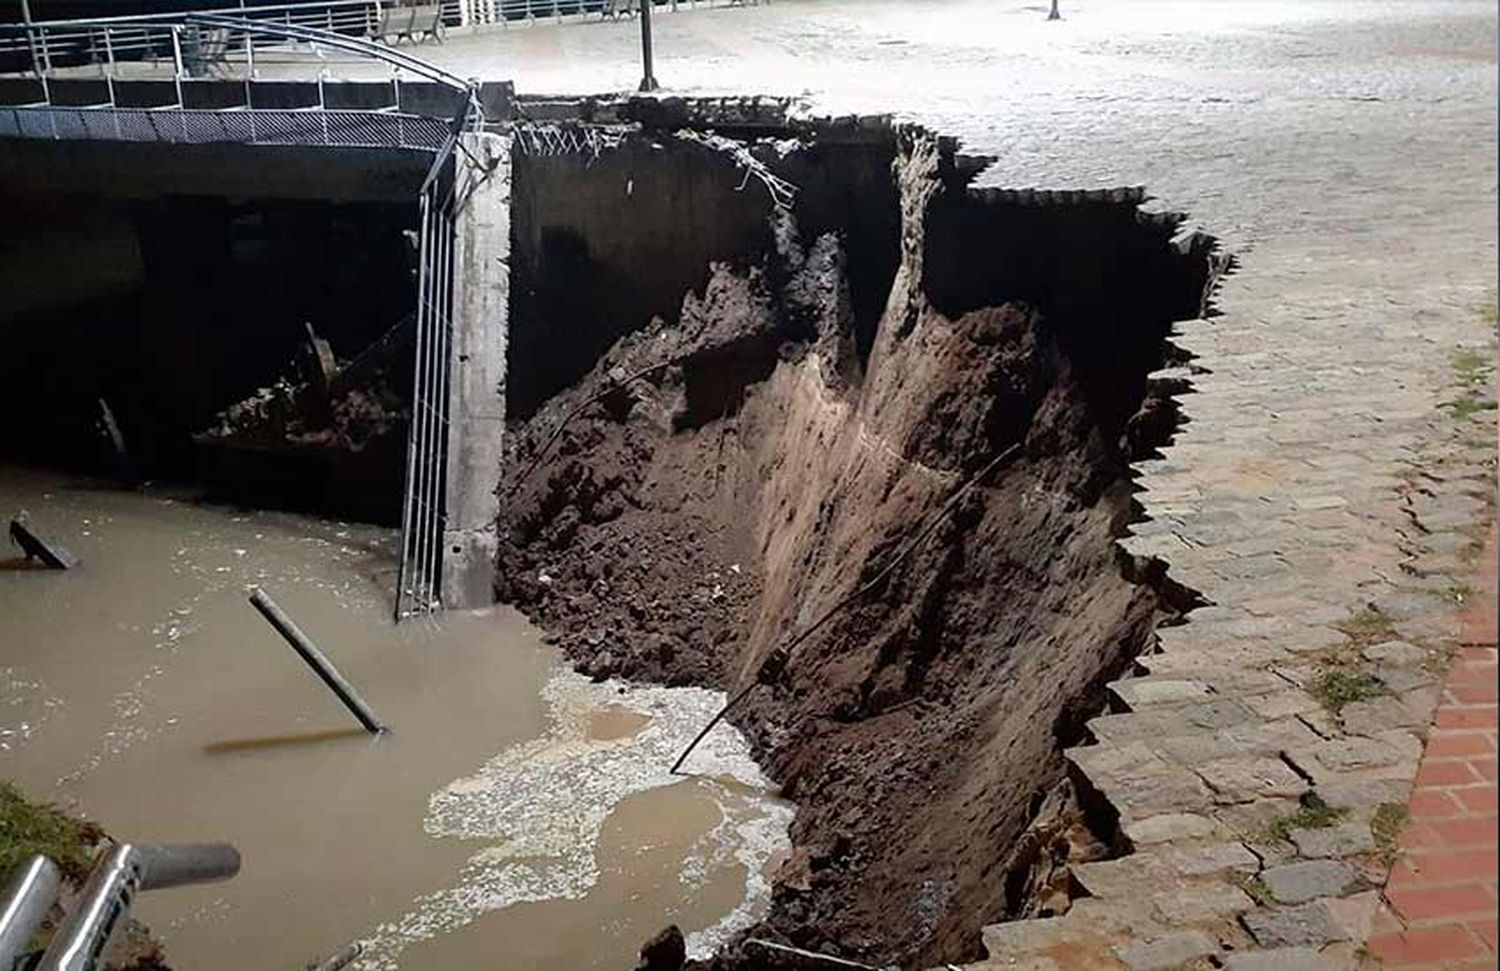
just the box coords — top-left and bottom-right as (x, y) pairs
(638, 0), (659, 92)
(1048, 0), (1060, 20)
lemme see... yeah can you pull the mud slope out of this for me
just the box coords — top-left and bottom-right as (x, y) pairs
(496, 132), (1213, 967)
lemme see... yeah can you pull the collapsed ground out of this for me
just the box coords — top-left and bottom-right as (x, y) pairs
(495, 118), (1217, 968)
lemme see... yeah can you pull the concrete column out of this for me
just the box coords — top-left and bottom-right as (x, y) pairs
(442, 131), (511, 608)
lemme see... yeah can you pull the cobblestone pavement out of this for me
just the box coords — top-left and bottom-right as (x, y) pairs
(408, 2), (1500, 966)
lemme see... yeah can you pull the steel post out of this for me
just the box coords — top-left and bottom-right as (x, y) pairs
(638, 0), (658, 92)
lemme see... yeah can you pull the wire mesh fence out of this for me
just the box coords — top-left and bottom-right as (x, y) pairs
(0, 104), (451, 148)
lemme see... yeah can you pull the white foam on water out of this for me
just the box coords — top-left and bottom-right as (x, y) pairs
(355, 668), (793, 969)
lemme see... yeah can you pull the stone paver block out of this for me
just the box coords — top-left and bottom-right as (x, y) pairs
(981, 914), (1092, 961)
(1245, 688), (1322, 720)
(1110, 767), (1218, 820)
(1314, 775), (1412, 812)
(1066, 897), (1167, 936)
(1362, 640), (1427, 666)
(1114, 930), (1218, 970)
(1162, 841), (1260, 877)
(1067, 740), (1158, 778)
(1281, 626), (1352, 654)
(1074, 857), (1168, 898)
(1397, 684), (1442, 723)
(1198, 756), (1310, 803)
(1322, 890), (1380, 943)
(1155, 717), (1322, 766)
(1241, 901), (1348, 948)
(1338, 695), (1423, 735)
(1224, 946), (1343, 971)
(1376, 667), (1436, 693)
(1285, 736), (1409, 783)
(1261, 860), (1360, 904)
(1203, 669), (1291, 696)
(1088, 699), (1258, 744)
(1125, 813), (1220, 846)
(1111, 678), (1212, 709)
(1288, 821), (1375, 859)
(1153, 881), (1255, 923)
(1372, 728), (1424, 763)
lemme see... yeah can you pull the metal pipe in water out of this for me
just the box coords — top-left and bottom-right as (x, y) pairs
(250, 587), (387, 734)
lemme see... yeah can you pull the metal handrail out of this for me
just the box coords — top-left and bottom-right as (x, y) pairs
(188, 13), (471, 89)
(1, 0), (751, 62)
(0, 844), (239, 971)
(0, 3), (468, 84)
(13, 0), (412, 30)
(0, 10), (484, 124)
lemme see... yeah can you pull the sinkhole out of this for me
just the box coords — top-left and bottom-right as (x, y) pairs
(0, 97), (1225, 969)
(492, 104), (1222, 968)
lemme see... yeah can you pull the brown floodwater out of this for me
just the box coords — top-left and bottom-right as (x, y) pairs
(0, 466), (790, 970)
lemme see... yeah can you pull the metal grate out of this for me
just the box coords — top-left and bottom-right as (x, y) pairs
(0, 105), (450, 150)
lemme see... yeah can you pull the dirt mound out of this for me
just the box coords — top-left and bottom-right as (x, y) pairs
(496, 135), (1205, 967)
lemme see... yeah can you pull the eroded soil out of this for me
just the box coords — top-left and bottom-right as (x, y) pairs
(495, 132), (1208, 967)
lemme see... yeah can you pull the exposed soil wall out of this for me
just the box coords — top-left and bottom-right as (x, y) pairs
(508, 132), (775, 417)
(496, 125), (1213, 967)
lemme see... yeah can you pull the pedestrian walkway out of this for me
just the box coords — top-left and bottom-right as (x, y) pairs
(1371, 527), (1498, 968)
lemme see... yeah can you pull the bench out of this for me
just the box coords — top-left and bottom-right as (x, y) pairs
(179, 24), (233, 78)
(371, 3), (444, 46)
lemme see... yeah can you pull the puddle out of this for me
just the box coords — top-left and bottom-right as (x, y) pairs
(585, 704), (652, 741)
(0, 467), (790, 969)
(357, 670), (794, 969)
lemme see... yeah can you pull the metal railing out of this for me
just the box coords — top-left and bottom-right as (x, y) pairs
(0, 13), (475, 153)
(1, 0), (753, 84)
(0, 8), (474, 107)
(0, 844), (239, 971)
(0, 2), (466, 82)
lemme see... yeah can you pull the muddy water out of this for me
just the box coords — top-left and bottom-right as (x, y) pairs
(0, 467), (790, 970)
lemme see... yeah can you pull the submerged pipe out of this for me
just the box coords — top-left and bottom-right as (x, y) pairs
(249, 588), (386, 734)
(0, 855), (62, 969)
